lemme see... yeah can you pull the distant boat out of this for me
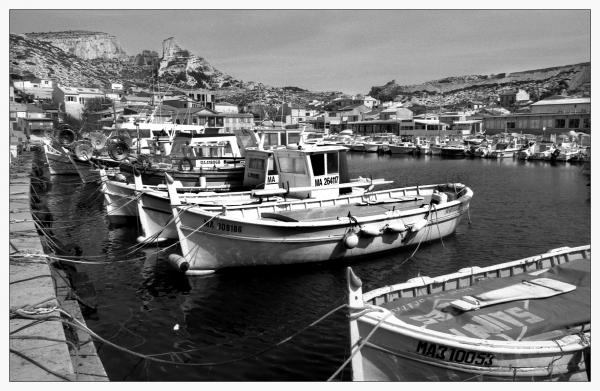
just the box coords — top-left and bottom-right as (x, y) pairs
(529, 141), (557, 161)
(349, 136), (370, 152)
(347, 245), (591, 381)
(440, 142), (466, 158)
(363, 134), (395, 153)
(389, 141), (417, 155)
(488, 139), (521, 159)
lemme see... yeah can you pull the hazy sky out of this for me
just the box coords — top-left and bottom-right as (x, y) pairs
(9, 9), (591, 94)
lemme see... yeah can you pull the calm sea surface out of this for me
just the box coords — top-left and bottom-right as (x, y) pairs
(37, 153), (591, 381)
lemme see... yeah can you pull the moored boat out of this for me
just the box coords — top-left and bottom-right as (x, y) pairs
(389, 141), (417, 155)
(165, 144), (473, 273)
(363, 134), (395, 153)
(440, 142), (466, 158)
(346, 245), (591, 381)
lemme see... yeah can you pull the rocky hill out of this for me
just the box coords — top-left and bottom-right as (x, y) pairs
(9, 31), (339, 106)
(369, 62), (590, 108)
(25, 31), (128, 60)
(11, 30), (588, 110)
(9, 34), (122, 87)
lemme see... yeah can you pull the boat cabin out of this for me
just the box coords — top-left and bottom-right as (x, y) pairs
(274, 145), (349, 199)
(169, 130), (243, 168)
(243, 148), (280, 190)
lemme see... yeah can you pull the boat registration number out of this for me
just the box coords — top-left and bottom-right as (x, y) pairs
(314, 176), (339, 187)
(197, 159), (223, 165)
(201, 219), (243, 233)
(415, 340), (494, 366)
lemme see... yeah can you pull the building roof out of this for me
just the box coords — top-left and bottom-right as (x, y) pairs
(9, 102), (28, 112)
(531, 97), (590, 106)
(123, 95), (154, 102)
(25, 104), (44, 113)
(58, 86), (104, 95)
(339, 103), (366, 111)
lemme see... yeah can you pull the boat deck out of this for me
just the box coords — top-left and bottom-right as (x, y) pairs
(379, 258), (590, 341)
(260, 196), (425, 222)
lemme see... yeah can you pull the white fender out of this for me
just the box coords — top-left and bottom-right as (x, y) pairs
(168, 254), (189, 272)
(385, 222), (407, 233)
(360, 225), (381, 237)
(411, 218), (428, 232)
(343, 231), (359, 249)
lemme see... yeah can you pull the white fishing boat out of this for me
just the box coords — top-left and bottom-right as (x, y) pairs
(165, 144), (473, 274)
(346, 245), (590, 381)
(363, 134), (395, 153)
(414, 137), (431, 155)
(553, 142), (581, 162)
(488, 139), (521, 159)
(133, 147), (282, 242)
(389, 141), (417, 155)
(349, 136), (370, 152)
(516, 141), (536, 160)
(135, 146), (391, 243)
(429, 138), (447, 156)
(529, 141), (557, 161)
(440, 142), (466, 158)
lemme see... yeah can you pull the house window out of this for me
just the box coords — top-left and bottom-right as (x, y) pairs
(555, 119), (566, 128)
(79, 97), (85, 104)
(506, 122), (516, 129)
(583, 118), (590, 128)
(66, 96), (76, 102)
(568, 118), (580, 128)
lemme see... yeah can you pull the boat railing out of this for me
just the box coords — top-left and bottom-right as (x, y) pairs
(196, 182), (467, 220)
(363, 245), (590, 305)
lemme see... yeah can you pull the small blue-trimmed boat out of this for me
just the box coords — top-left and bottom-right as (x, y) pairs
(347, 245), (591, 381)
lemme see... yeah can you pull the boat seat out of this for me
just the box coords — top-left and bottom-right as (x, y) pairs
(260, 201), (420, 223)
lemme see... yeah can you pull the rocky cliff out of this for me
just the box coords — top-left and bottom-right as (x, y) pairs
(157, 37), (235, 89)
(10, 34), (115, 87)
(25, 31), (128, 60)
(369, 62), (591, 107)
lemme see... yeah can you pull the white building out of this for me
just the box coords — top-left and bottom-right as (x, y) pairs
(13, 78), (54, 100)
(215, 102), (239, 114)
(52, 85), (105, 120)
(530, 97), (590, 114)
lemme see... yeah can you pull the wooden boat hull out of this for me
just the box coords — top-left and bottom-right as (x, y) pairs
(44, 144), (91, 176)
(349, 245), (591, 381)
(100, 178), (139, 218)
(440, 147), (466, 158)
(489, 148), (519, 159)
(117, 161), (245, 188)
(355, 321), (589, 381)
(430, 145), (443, 155)
(173, 184), (472, 271)
(389, 145), (416, 155)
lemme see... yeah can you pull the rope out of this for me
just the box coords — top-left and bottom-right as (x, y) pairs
(13, 301), (349, 368)
(327, 310), (394, 381)
(178, 210), (224, 261)
(10, 301), (349, 370)
(395, 210), (435, 267)
(432, 203), (445, 248)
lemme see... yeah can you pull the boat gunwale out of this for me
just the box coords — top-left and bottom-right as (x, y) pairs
(356, 245), (590, 352)
(176, 183), (473, 228)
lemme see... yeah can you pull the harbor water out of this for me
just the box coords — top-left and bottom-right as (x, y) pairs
(36, 153), (590, 381)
